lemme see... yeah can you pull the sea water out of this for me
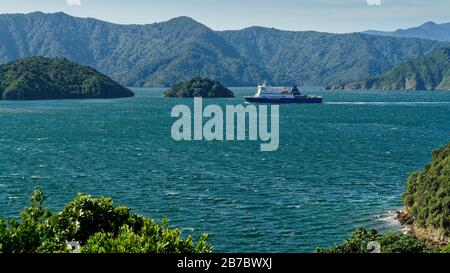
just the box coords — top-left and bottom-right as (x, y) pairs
(0, 88), (449, 252)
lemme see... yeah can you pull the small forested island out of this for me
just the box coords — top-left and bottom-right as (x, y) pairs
(164, 77), (234, 98)
(327, 48), (450, 91)
(0, 57), (134, 100)
(319, 142), (450, 253)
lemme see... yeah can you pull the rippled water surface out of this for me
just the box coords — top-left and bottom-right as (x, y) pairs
(1, 88), (450, 252)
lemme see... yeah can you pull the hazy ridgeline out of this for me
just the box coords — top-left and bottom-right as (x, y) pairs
(0, 12), (448, 87)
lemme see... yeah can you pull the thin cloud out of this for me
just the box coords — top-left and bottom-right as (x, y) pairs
(67, 0), (81, 6)
(367, 0), (382, 6)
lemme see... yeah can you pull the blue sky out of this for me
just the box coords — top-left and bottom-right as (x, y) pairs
(0, 0), (449, 33)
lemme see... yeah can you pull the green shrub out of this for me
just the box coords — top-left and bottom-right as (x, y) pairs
(50, 193), (135, 244)
(0, 189), (211, 253)
(83, 219), (211, 253)
(442, 244), (450, 253)
(316, 228), (431, 253)
(0, 188), (66, 253)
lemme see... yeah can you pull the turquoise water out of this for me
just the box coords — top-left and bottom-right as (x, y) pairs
(1, 88), (450, 252)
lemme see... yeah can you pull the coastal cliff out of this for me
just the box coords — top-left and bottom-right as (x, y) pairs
(397, 208), (449, 247)
(398, 142), (450, 247)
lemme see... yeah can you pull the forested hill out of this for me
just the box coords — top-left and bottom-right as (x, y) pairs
(326, 48), (450, 91)
(0, 57), (134, 100)
(218, 27), (447, 87)
(0, 12), (448, 87)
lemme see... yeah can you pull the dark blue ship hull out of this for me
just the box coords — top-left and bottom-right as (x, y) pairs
(245, 96), (322, 104)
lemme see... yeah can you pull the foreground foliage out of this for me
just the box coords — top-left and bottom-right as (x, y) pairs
(0, 189), (211, 253)
(317, 228), (432, 253)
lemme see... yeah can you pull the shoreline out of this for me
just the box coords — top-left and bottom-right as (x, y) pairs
(377, 208), (410, 234)
(395, 207), (449, 248)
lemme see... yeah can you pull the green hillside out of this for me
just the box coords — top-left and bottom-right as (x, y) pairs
(327, 48), (450, 90)
(0, 12), (447, 87)
(0, 57), (134, 100)
(403, 142), (450, 236)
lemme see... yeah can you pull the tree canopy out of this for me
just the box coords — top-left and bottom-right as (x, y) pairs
(403, 142), (450, 234)
(0, 189), (211, 253)
(164, 77), (234, 98)
(0, 57), (134, 100)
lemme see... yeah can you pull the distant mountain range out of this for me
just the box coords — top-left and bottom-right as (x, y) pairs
(0, 12), (449, 87)
(364, 21), (450, 42)
(327, 48), (450, 91)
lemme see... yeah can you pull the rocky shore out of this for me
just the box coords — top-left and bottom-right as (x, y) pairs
(397, 208), (450, 247)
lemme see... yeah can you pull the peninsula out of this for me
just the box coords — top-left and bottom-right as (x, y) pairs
(0, 57), (134, 100)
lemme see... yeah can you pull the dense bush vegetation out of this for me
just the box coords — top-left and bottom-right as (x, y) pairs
(83, 220), (210, 253)
(327, 48), (450, 90)
(0, 189), (211, 253)
(403, 142), (450, 234)
(317, 228), (432, 253)
(164, 77), (234, 98)
(0, 57), (134, 100)
(0, 12), (446, 86)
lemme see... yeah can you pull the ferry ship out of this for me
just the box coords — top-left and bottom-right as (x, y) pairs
(245, 82), (322, 104)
